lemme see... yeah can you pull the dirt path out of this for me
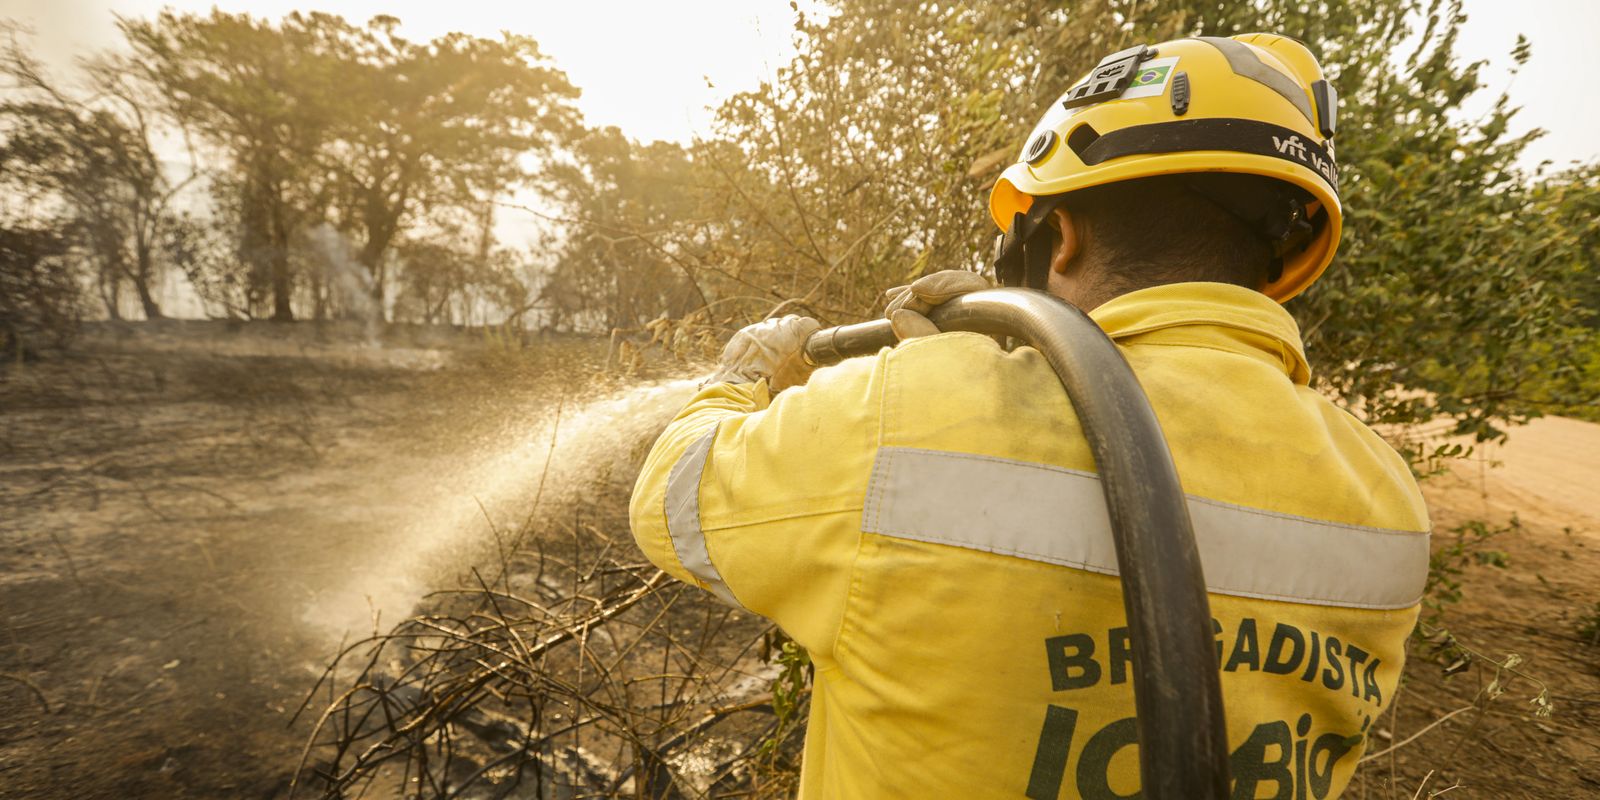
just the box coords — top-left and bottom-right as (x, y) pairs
(1364, 416), (1600, 798)
(1464, 416), (1600, 532)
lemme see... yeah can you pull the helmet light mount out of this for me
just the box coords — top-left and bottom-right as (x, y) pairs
(1061, 44), (1158, 109)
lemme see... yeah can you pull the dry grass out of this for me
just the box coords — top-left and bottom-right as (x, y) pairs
(292, 480), (805, 800)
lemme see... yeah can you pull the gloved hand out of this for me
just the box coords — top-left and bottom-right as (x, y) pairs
(705, 314), (823, 392)
(882, 270), (991, 340)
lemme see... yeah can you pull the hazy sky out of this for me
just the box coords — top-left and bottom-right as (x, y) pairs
(0, 0), (817, 145)
(4, 0), (1597, 170)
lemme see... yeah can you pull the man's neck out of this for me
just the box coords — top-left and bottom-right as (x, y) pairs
(1047, 270), (1127, 313)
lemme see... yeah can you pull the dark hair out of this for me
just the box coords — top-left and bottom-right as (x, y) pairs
(1059, 173), (1278, 295)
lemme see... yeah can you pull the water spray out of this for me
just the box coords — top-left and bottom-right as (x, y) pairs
(300, 377), (701, 638)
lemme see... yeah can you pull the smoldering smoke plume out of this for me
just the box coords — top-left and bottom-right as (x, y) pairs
(307, 224), (381, 340)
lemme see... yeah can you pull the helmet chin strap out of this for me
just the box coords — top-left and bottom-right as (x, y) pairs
(1023, 226), (1058, 290)
(993, 196), (1067, 290)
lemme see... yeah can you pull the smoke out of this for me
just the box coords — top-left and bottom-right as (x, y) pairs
(306, 224), (382, 340)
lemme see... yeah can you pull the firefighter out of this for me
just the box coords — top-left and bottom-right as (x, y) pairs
(631, 33), (1428, 799)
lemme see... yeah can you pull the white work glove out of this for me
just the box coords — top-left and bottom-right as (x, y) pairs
(705, 314), (823, 392)
(882, 270), (991, 340)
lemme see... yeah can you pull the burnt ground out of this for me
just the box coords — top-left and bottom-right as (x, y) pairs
(1, 321), (1597, 799)
(0, 320), (661, 799)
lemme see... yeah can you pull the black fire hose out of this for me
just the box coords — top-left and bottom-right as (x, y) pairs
(803, 288), (1230, 799)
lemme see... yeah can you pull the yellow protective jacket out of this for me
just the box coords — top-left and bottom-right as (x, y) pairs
(630, 282), (1430, 799)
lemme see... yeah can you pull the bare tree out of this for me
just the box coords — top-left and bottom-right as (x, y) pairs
(0, 29), (194, 320)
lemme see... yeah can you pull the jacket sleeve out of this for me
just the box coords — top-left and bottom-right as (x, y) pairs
(628, 379), (772, 594)
(628, 355), (884, 655)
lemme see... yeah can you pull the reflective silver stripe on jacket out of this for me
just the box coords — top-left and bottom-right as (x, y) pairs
(861, 447), (1429, 610)
(664, 425), (741, 607)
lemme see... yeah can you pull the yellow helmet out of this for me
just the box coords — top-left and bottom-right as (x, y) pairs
(989, 34), (1340, 302)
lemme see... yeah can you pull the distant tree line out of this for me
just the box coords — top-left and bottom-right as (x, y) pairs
(2, 1), (1596, 440)
(1, 10), (576, 343)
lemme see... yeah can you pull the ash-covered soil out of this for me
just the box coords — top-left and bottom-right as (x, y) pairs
(0, 320), (671, 799)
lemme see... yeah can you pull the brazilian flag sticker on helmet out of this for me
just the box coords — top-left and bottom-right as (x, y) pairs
(1122, 57), (1179, 99)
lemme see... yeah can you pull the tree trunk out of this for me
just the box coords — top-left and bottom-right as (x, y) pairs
(133, 276), (163, 321)
(129, 247), (163, 320)
(368, 256), (386, 322)
(239, 170), (292, 321)
(131, 211), (164, 321)
(360, 225), (393, 323)
(98, 265), (122, 321)
(269, 193), (294, 322)
(270, 256), (293, 320)
(425, 293), (442, 326)
(312, 269), (327, 321)
(475, 201), (494, 261)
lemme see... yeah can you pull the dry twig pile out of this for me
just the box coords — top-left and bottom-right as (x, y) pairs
(293, 484), (806, 800)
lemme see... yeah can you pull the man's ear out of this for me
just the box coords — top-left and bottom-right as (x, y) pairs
(1049, 207), (1078, 275)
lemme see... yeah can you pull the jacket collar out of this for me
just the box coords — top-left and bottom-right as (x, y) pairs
(1088, 282), (1313, 385)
